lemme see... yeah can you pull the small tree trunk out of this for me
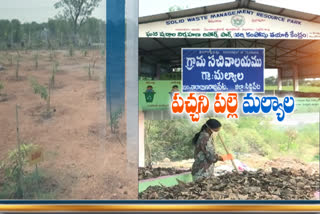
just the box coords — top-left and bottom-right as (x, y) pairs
(15, 57), (19, 81)
(88, 64), (92, 80)
(47, 79), (51, 113)
(60, 32), (63, 47)
(28, 30), (31, 48)
(11, 31), (13, 47)
(35, 54), (38, 70)
(73, 22), (77, 46)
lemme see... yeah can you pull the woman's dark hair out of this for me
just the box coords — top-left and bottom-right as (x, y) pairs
(192, 119), (221, 145)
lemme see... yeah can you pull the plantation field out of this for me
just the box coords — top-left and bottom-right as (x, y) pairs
(0, 50), (136, 199)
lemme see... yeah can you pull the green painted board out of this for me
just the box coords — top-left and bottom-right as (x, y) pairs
(138, 80), (217, 111)
(139, 172), (193, 193)
(139, 80), (182, 110)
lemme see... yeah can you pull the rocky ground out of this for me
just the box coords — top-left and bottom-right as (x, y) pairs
(139, 167), (319, 200)
(139, 166), (190, 180)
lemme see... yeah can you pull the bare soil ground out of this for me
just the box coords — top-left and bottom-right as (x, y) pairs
(0, 50), (137, 199)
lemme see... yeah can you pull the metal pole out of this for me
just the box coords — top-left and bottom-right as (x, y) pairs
(16, 104), (24, 198)
(218, 133), (239, 173)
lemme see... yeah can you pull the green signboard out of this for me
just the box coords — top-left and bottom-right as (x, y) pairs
(139, 80), (218, 111)
(139, 80), (182, 110)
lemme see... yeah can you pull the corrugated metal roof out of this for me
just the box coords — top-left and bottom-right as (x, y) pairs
(139, 0), (320, 78)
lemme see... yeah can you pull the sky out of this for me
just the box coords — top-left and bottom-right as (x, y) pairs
(139, 0), (320, 17)
(0, 0), (106, 23)
(0, 0), (319, 22)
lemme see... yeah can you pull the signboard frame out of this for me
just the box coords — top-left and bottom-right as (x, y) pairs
(181, 47), (265, 93)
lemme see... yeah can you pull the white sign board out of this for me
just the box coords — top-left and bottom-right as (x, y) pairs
(139, 9), (320, 39)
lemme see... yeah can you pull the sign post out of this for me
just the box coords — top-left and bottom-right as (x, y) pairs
(29, 147), (43, 198)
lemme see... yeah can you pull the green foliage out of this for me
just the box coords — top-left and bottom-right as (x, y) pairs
(0, 167), (55, 199)
(310, 80), (320, 87)
(17, 169), (51, 199)
(295, 123), (319, 147)
(0, 143), (36, 198)
(51, 61), (59, 87)
(146, 119), (201, 161)
(145, 116), (319, 163)
(15, 54), (20, 80)
(49, 49), (56, 61)
(109, 108), (123, 134)
(34, 53), (38, 69)
(168, 5), (188, 12)
(265, 76), (276, 86)
(30, 78), (48, 100)
(54, 0), (102, 35)
(11, 19), (22, 43)
(0, 143), (56, 199)
(0, 14), (105, 49)
(313, 154), (320, 161)
(54, 61), (59, 72)
(69, 45), (73, 56)
(7, 54), (13, 65)
(83, 49), (88, 57)
(1, 143), (36, 180)
(0, 81), (3, 92)
(88, 63), (92, 80)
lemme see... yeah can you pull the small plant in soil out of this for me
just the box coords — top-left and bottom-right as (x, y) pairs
(50, 61), (59, 88)
(54, 61), (59, 72)
(0, 81), (3, 93)
(49, 50), (54, 61)
(0, 142), (39, 199)
(0, 81), (8, 102)
(7, 54), (13, 66)
(101, 49), (105, 56)
(30, 77), (52, 116)
(34, 53), (38, 70)
(83, 49), (88, 57)
(92, 57), (97, 70)
(109, 108), (123, 134)
(15, 54), (20, 81)
(69, 45), (73, 57)
(88, 56), (98, 80)
(90, 56), (98, 76)
(88, 63), (92, 80)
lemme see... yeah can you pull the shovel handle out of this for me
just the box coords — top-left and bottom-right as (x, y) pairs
(218, 133), (239, 173)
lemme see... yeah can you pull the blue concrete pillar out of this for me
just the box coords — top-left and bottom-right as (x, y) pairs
(106, 0), (125, 121)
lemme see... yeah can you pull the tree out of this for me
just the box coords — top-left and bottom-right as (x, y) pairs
(30, 78), (52, 115)
(11, 19), (22, 44)
(168, 5), (188, 12)
(265, 76), (276, 86)
(0, 20), (11, 45)
(54, 0), (102, 43)
(80, 17), (99, 44)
